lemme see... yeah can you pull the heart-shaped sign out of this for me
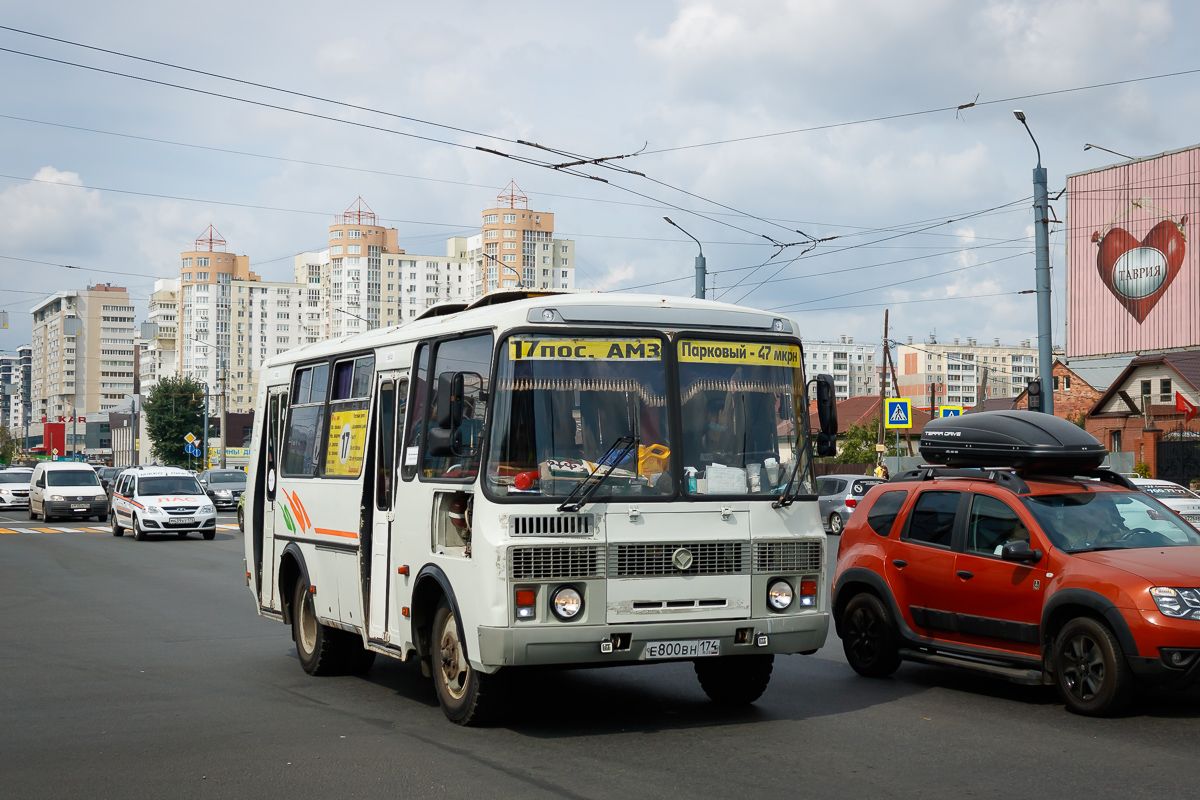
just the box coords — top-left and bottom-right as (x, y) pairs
(1094, 218), (1187, 323)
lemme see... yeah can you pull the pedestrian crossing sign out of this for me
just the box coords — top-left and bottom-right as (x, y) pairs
(884, 398), (912, 429)
(939, 406), (964, 418)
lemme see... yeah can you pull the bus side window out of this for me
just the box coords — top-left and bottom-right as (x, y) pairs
(376, 381), (396, 509)
(282, 363), (330, 477)
(421, 333), (493, 481)
(401, 345), (428, 481)
(267, 394), (280, 500)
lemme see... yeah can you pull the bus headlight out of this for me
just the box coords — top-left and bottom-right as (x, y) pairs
(767, 579), (794, 611)
(551, 586), (583, 620)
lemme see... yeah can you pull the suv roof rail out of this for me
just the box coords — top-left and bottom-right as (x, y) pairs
(892, 466), (1138, 495)
(893, 467), (1031, 496)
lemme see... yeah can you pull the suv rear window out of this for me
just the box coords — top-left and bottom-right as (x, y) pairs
(867, 490), (908, 536)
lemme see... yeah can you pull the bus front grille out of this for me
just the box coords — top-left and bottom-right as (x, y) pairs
(608, 542), (749, 578)
(509, 545), (604, 580)
(509, 514), (594, 536)
(753, 540), (822, 574)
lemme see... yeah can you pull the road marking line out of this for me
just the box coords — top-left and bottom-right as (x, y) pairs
(10, 528), (37, 534)
(88, 526), (110, 531)
(53, 527), (79, 532)
(33, 527), (59, 533)
(217, 524), (238, 530)
(0, 528), (17, 534)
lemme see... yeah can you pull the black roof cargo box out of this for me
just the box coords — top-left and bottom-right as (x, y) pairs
(918, 410), (1107, 472)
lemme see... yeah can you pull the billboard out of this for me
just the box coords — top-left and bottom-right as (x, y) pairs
(1067, 144), (1198, 357)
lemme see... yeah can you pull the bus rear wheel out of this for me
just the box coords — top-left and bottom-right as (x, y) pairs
(431, 599), (499, 726)
(694, 654), (774, 704)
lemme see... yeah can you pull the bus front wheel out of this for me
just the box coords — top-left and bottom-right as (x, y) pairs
(431, 598), (499, 726)
(694, 654), (774, 704)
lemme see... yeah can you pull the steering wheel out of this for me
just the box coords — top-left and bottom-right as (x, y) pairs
(1116, 527), (1153, 541)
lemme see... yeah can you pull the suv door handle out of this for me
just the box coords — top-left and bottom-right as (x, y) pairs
(956, 570), (974, 580)
(892, 559), (907, 569)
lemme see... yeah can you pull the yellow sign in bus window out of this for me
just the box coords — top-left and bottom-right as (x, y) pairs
(325, 409), (369, 476)
(508, 338), (662, 361)
(678, 340), (801, 366)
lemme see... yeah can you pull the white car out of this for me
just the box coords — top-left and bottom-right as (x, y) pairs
(110, 466), (217, 540)
(0, 467), (33, 510)
(1131, 477), (1200, 529)
(29, 462), (108, 521)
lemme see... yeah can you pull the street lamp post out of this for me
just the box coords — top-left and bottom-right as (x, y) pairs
(1014, 110), (1054, 416)
(663, 217), (707, 299)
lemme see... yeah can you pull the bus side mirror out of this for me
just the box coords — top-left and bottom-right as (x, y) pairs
(430, 372), (484, 458)
(816, 374), (838, 435)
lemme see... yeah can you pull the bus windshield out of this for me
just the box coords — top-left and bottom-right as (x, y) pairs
(677, 338), (810, 497)
(487, 335), (673, 499)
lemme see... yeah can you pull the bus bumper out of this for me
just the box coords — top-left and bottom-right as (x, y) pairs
(477, 612), (829, 668)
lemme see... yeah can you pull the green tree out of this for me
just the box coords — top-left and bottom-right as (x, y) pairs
(143, 376), (205, 466)
(824, 415), (907, 464)
(0, 424), (15, 466)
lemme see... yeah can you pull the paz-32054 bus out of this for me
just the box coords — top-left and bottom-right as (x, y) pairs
(243, 291), (838, 725)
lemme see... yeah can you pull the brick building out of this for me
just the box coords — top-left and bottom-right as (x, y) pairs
(1086, 351), (1200, 480)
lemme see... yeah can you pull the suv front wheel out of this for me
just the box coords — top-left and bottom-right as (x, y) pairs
(841, 593), (902, 678)
(1053, 617), (1132, 717)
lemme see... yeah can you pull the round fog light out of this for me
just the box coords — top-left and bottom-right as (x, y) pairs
(551, 586), (583, 620)
(767, 579), (794, 611)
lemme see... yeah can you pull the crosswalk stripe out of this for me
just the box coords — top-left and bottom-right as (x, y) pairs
(0, 528), (17, 534)
(11, 528), (36, 534)
(217, 524), (239, 530)
(53, 527), (79, 532)
(33, 528), (59, 533)
(88, 526), (110, 531)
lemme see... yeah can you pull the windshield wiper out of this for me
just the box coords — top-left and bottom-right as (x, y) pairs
(1067, 545), (1131, 554)
(773, 460), (805, 509)
(557, 436), (639, 513)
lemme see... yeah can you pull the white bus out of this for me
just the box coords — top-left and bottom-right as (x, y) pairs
(243, 291), (838, 724)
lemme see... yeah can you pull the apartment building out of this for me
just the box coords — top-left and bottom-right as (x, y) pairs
(30, 284), (135, 420)
(455, 182), (576, 298)
(0, 355), (16, 429)
(11, 344), (31, 431)
(179, 226), (306, 414)
(896, 336), (1040, 408)
(140, 278), (180, 395)
(803, 337), (877, 401)
(383, 246), (474, 323)
(293, 249), (328, 343)
(325, 199), (400, 338)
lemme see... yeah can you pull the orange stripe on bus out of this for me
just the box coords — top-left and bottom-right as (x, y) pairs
(314, 528), (359, 539)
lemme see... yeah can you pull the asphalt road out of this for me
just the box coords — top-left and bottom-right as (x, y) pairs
(2, 507), (1198, 800)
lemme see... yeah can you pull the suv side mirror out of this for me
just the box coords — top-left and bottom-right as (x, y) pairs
(1001, 540), (1043, 564)
(814, 374), (838, 457)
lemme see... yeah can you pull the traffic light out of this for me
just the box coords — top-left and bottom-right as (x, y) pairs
(1027, 380), (1042, 412)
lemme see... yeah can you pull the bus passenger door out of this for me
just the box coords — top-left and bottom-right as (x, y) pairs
(258, 387), (287, 609)
(368, 373), (405, 643)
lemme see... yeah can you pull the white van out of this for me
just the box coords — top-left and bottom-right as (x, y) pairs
(110, 466), (217, 540)
(29, 462), (109, 522)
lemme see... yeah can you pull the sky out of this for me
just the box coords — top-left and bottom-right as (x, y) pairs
(1, 0), (1198, 361)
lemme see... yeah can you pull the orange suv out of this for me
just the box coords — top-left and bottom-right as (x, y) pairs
(832, 411), (1200, 716)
